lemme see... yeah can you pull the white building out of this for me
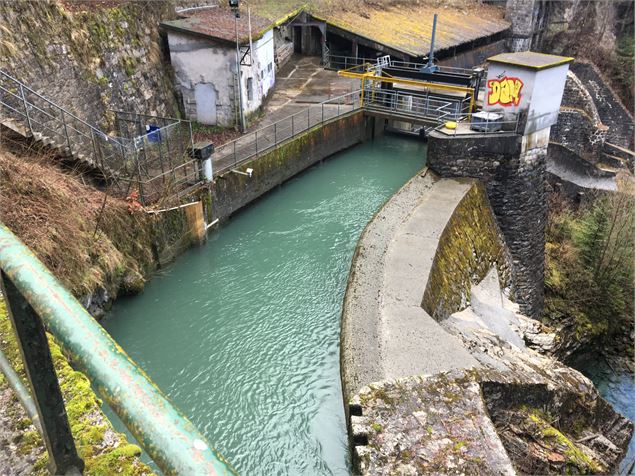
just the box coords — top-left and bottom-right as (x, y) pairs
(162, 8), (276, 127)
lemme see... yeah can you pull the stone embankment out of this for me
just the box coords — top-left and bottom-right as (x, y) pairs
(341, 174), (633, 474)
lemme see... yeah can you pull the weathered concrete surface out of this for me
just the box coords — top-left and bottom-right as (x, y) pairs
(351, 371), (516, 476)
(547, 148), (618, 191)
(350, 268), (632, 475)
(340, 173), (479, 402)
(211, 110), (369, 220)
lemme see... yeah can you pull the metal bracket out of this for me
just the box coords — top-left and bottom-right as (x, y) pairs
(240, 46), (252, 66)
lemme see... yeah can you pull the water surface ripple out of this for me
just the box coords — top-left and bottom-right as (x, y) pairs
(104, 136), (426, 475)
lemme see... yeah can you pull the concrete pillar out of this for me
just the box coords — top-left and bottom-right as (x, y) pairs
(505, 0), (537, 51)
(184, 201), (206, 245)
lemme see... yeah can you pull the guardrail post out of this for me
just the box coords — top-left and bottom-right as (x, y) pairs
(321, 103), (324, 124)
(19, 85), (33, 135)
(307, 107), (310, 130)
(61, 110), (71, 150)
(274, 122), (277, 145)
(0, 272), (84, 476)
(292, 114), (295, 136)
(255, 130), (258, 156)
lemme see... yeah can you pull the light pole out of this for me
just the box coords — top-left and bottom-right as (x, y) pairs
(230, 0), (246, 132)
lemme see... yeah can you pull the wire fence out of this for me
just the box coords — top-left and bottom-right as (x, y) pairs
(0, 69), (197, 205)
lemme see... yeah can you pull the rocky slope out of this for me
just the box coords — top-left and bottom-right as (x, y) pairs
(349, 269), (633, 474)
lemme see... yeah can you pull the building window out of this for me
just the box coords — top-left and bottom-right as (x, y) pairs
(247, 77), (253, 101)
(268, 63), (273, 72)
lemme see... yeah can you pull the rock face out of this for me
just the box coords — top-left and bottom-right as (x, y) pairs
(0, 0), (179, 132)
(348, 268), (633, 475)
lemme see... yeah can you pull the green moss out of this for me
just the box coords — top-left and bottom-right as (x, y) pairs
(371, 422), (383, 433)
(422, 183), (510, 320)
(0, 300), (153, 475)
(525, 407), (602, 474)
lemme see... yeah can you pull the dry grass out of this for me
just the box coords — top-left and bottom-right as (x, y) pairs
(0, 141), (153, 298)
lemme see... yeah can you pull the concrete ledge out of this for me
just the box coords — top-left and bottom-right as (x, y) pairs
(340, 172), (480, 402)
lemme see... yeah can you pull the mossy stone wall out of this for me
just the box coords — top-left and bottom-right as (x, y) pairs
(212, 111), (369, 220)
(422, 182), (512, 320)
(428, 131), (547, 318)
(0, 0), (178, 133)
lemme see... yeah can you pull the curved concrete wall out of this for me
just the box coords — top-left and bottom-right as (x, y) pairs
(341, 175), (513, 403)
(422, 182), (512, 321)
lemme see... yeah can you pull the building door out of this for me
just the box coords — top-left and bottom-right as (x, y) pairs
(194, 83), (217, 125)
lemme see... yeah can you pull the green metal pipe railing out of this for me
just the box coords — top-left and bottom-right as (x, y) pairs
(0, 223), (236, 475)
(0, 346), (43, 435)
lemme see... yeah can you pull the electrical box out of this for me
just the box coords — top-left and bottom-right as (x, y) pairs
(470, 111), (503, 132)
(189, 141), (215, 161)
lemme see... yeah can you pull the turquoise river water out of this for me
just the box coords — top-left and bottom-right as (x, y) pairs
(103, 136), (426, 475)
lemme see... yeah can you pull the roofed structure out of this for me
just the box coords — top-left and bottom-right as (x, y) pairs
(164, 0), (510, 57)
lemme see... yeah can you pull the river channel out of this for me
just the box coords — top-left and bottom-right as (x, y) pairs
(103, 135), (426, 475)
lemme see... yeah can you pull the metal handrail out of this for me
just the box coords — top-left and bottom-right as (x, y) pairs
(0, 223), (235, 475)
(214, 90), (362, 175)
(0, 69), (126, 147)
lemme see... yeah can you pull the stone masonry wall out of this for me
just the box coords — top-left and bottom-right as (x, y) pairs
(550, 108), (607, 161)
(427, 131), (547, 318)
(211, 111), (369, 220)
(0, 0), (179, 134)
(562, 71), (602, 124)
(505, 0), (537, 51)
(570, 62), (634, 150)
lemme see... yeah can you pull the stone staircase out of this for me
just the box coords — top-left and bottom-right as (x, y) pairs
(0, 68), (132, 188)
(601, 141), (635, 173)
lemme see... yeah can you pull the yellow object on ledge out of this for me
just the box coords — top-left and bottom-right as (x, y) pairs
(445, 121), (457, 129)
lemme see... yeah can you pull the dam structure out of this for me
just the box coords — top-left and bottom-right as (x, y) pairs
(1, 0), (634, 473)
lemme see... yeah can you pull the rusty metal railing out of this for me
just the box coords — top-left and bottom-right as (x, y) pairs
(0, 223), (235, 475)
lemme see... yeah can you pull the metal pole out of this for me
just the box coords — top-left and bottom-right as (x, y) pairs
(322, 103), (324, 124)
(292, 114), (294, 136)
(0, 347), (42, 435)
(19, 85), (33, 134)
(425, 14), (438, 72)
(0, 271), (84, 476)
(235, 14), (246, 133)
(60, 110), (71, 150)
(274, 122), (277, 145)
(255, 130), (258, 156)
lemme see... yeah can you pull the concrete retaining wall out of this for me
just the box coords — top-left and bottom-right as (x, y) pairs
(427, 131), (547, 318)
(422, 183), (512, 320)
(211, 111), (370, 220)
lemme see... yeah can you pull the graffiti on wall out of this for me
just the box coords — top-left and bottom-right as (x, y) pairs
(487, 77), (523, 107)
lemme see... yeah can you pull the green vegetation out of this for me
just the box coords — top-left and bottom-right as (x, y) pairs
(524, 407), (602, 474)
(545, 192), (634, 355)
